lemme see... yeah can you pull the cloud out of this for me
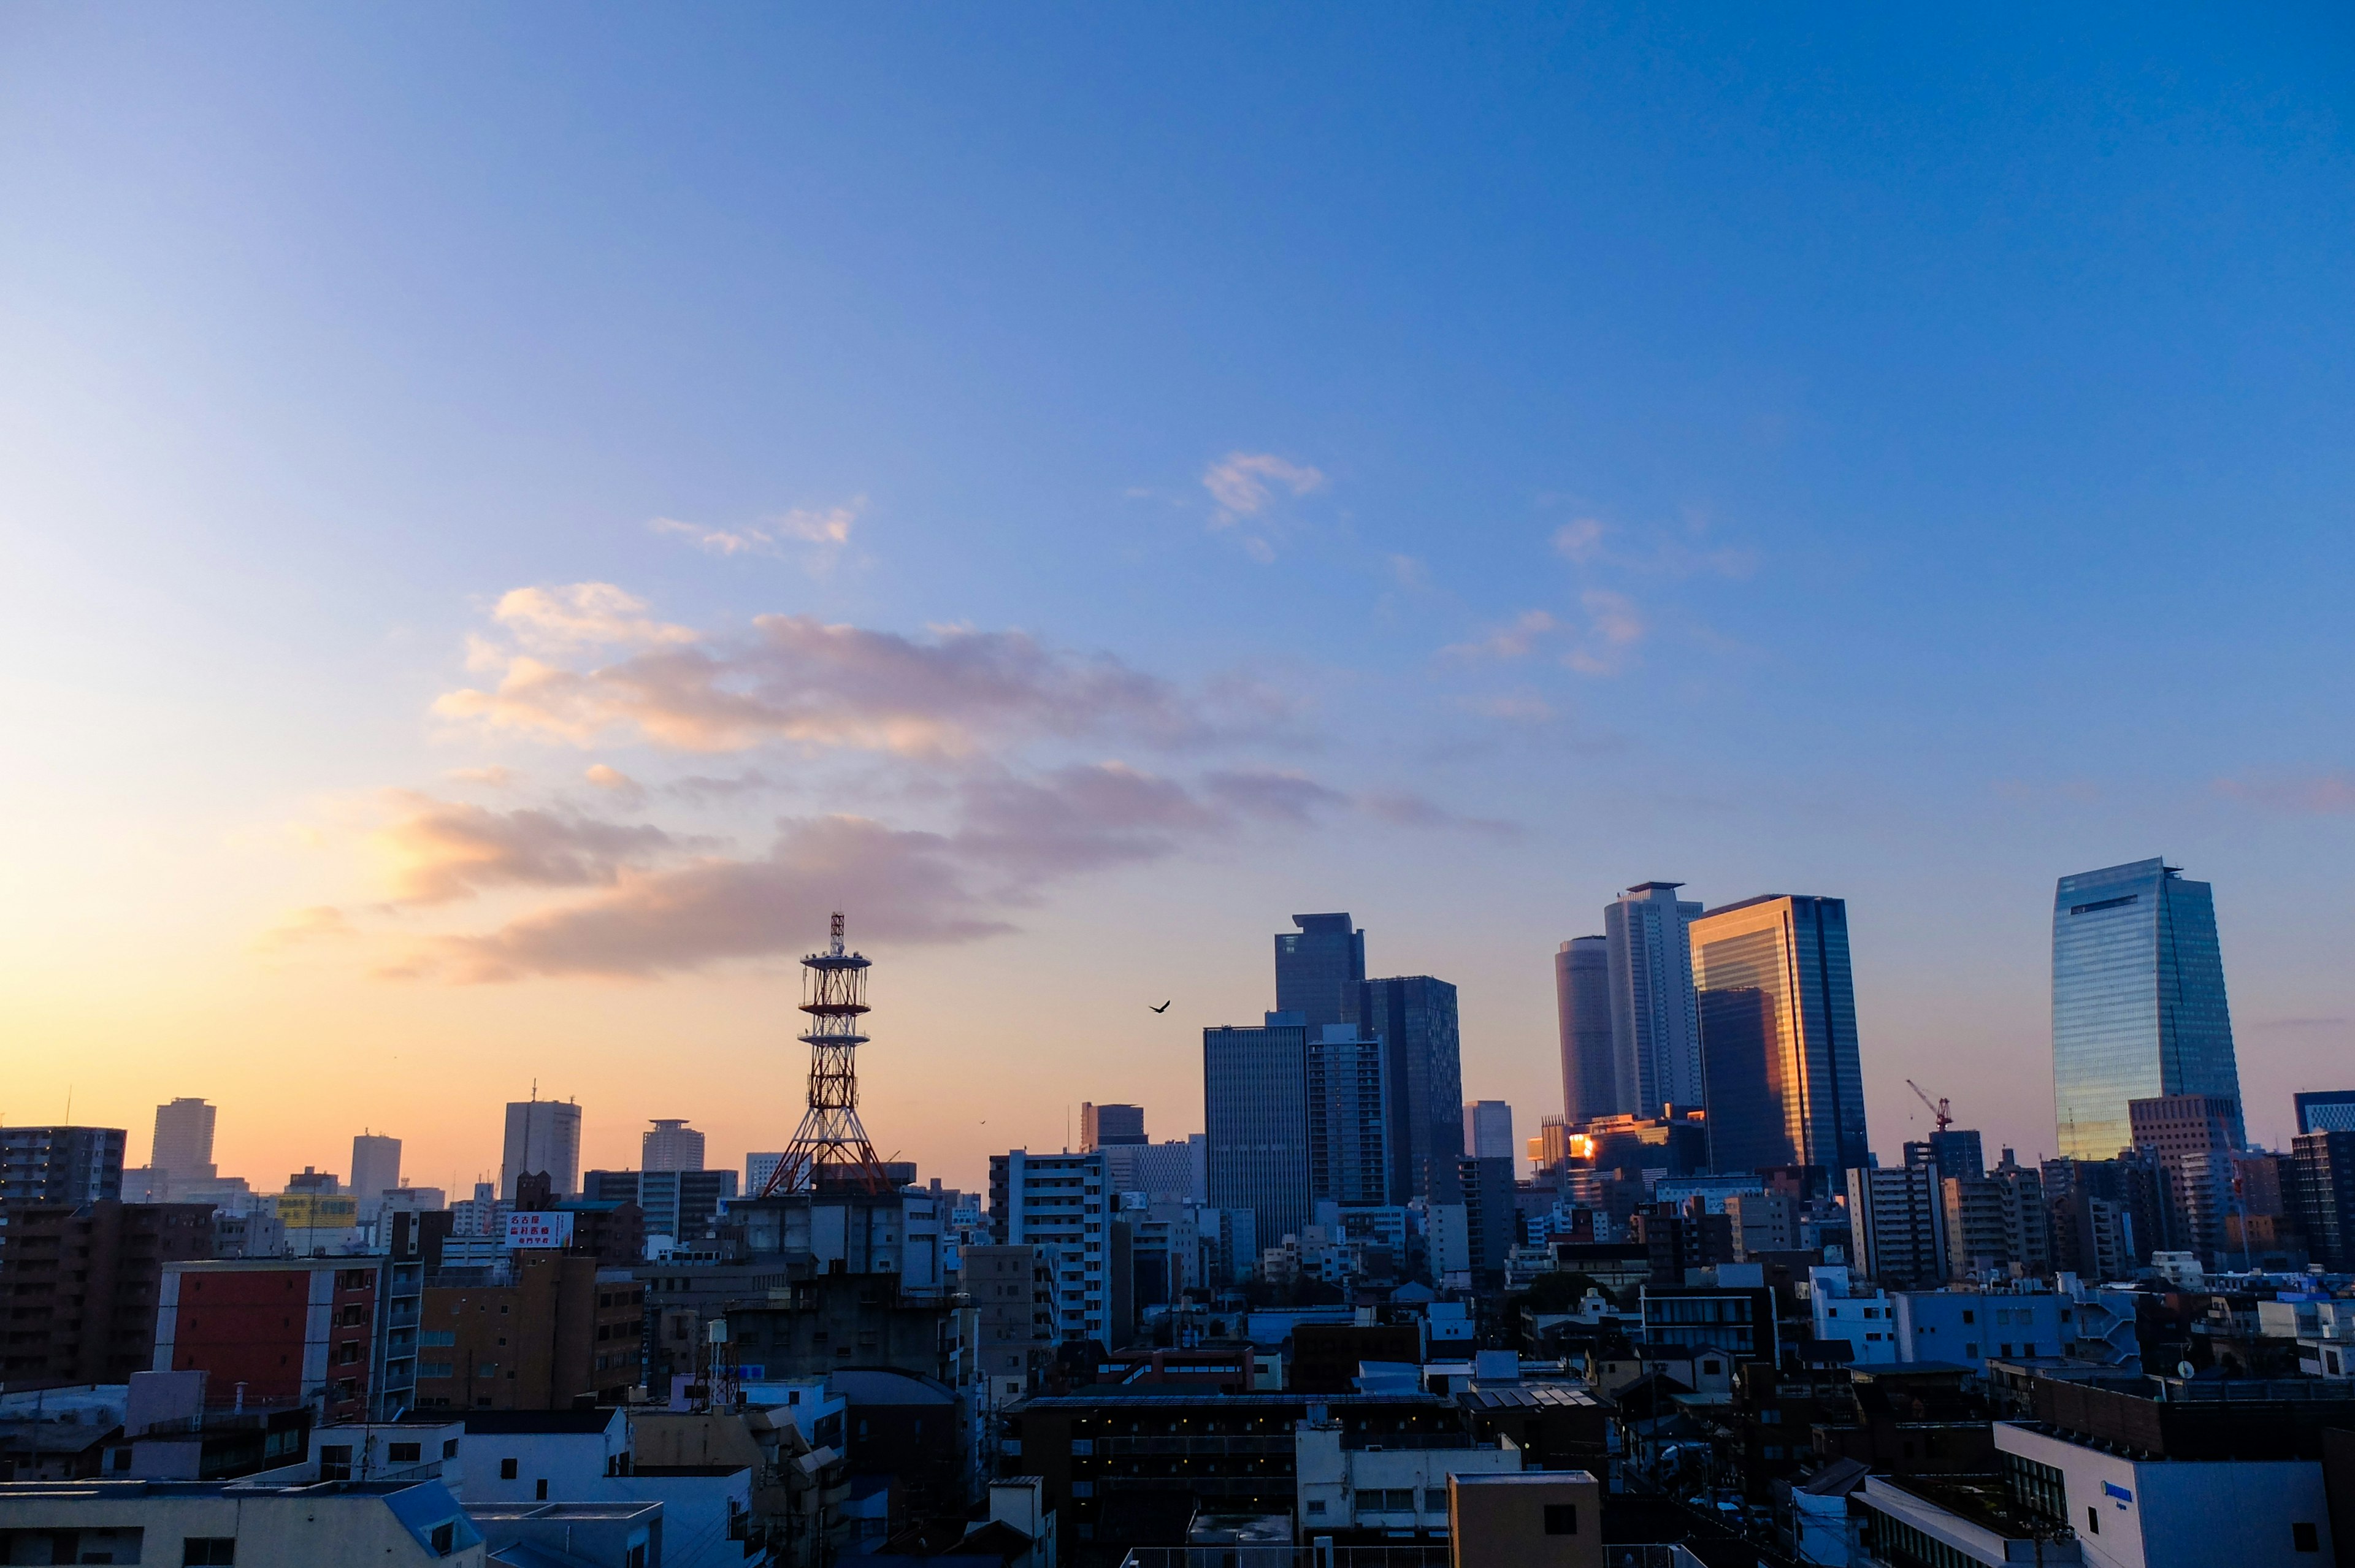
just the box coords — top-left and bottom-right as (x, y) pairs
(1387, 555), (1430, 591)
(2215, 773), (2355, 815)
(487, 584), (695, 655)
(650, 499), (864, 574)
(583, 764), (648, 806)
(445, 765), (519, 788)
(1355, 792), (1520, 839)
(1202, 453), (1326, 521)
(1564, 589), (1644, 675)
(1202, 768), (1349, 824)
(435, 589), (1239, 755)
(1552, 519), (1607, 564)
(667, 770), (781, 803)
(1442, 610), (1561, 663)
(254, 905), (356, 951)
(372, 792), (684, 904)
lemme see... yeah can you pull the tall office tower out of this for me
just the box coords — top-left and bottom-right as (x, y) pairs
(1204, 1015), (1313, 1247)
(2292, 1131), (2355, 1273)
(1360, 974), (1464, 1203)
(1604, 883), (1705, 1115)
(0, 1128), (127, 1204)
(1463, 1101), (1515, 1162)
(2296, 1092), (2355, 1134)
(642, 1119), (706, 1172)
(500, 1099), (583, 1200)
(1690, 895), (1871, 1178)
(1081, 1104), (1147, 1150)
(989, 1149), (1112, 1344)
(2052, 857), (2243, 1161)
(1276, 912), (1366, 1033)
(150, 1098), (218, 1196)
(349, 1133), (402, 1215)
(1555, 936), (1618, 1122)
(1306, 1025), (1393, 1206)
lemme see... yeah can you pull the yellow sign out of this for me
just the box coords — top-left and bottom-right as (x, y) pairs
(278, 1193), (359, 1228)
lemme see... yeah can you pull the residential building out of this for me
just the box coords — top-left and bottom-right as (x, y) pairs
(1204, 1014), (1312, 1248)
(1604, 882), (1704, 1115)
(1079, 1104), (1146, 1149)
(745, 1152), (785, 1197)
(1458, 1157), (1518, 1280)
(0, 1126), (126, 1205)
(989, 1150), (1110, 1344)
(1447, 1470), (1604, 1568)
(0, 1478), (484, 1564)
(724, 1187), (946, 1295)
(961, 1243), (1052, 1409)
(0, 1202), (215, 1386)
(1905, 1129), (1985, 1182)
(1724, 1190), (1798, 1260)
(351, 1134), (402, 1222)
(1101, 1137), (1205, 1204)
(1361, 973), (1466, 1204)
(156, 1255), (425, 1423)
(641, 1119), (705, 1172)
(2294, 1091), (2355, 1135)
(1463, 1101), (1514, 1163)
(412, 1252), (643, 1412)
(1309, 1025), (1393, 1206)
(2053, 857), (2243, 1160)
(1849, 1165), (1948, 1287)
(1295, 1417), (1523, 1548)
(465, 1499), (660, 1568)
(1555, 935), (1618, 1122)
(500, 1100), (583, 1201)
(1275, 911), (1366, 1033)
(2043, 1153), (2166, 1274)
(150, 1098), (220, 1197)
(1691, 894), (1871, 1176)
(2292, 1130), (2355, 1272)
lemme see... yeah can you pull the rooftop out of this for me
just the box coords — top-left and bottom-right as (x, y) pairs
(461, 1410), (622, 1436)
(467, 1501), (662, 1521)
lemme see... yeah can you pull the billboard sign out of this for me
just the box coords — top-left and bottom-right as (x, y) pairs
(504, 1210), (576, 1249)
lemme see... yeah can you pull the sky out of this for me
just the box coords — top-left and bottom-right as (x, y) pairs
(2, 7), (2352, 1197)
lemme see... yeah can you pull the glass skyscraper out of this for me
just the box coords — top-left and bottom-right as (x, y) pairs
(1204, 1014), (1313, 1246)
(1307, 1025), (1393, 1207)
(1604, 882), (1706, 1115)
(1360, 973), (1465, 1203)
(1554, 935), (1617, 1122)
(2052, 858), (2243, 1160)
(1690, 894), (1871, 1176)
(1276, 912), (1366, 1033)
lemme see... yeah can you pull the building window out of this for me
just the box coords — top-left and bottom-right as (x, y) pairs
(2087, 1506), (2099, 1535)
(501, 1458), (519, 1480)
(537, 1480), (549, 1501)
(183, 1541), (237, 1566)
(431, 1521), (456, 1555)
(1306, 1501), (1326, 1515)
(1544, 1504), (1578, 1535)
(2296, 1522), (2320, 1553)
(1423, 1488), (1447, 1512)
(389, 1442), (422, 1463)
(443, 1439), (459, 1459)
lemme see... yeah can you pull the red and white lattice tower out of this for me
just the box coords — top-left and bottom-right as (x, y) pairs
(757, 912), (889, 1196)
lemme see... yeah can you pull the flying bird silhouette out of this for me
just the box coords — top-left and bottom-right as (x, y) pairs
(1150, 1000), (1171, 1013)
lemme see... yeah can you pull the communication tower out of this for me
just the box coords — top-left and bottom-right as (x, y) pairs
(757, 912), (889, 1196)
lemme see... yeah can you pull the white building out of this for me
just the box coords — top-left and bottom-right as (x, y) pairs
(1808, 1268), (2083, 1373)
(1996, 1417), (2330, 1567)
(1103, 1137), (1208, 1204)
(351, 1134), (403, 1222)
(0, 1478), (481, 1564)
(992, 1150), (1109, 1344)
(1295, 1418), (1522, 1540)
(643, 1119), (705, 1172)
(500, 1100), (582, 1200)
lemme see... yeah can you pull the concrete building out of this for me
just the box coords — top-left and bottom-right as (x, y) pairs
(1204, 1014), (1313, 1249)
(641, 1119), (705, 1172)
(150, 1099), (219, 1198)
(724, 1187), (945, 1296)
(1447, 1470), (1604, 1568)
(586, 1167), (738, 1247)
(412, 1252), (642, 1412)
(0, 1202), (215, 1386)
(1101, 1136), (1205, 1204)
(1458, 1157), (1518, 1280)
(0, 1478), (484, 1565)
(156, 1255), (425, 1423)
(351, 1133), (402, 1222)
(1295, 1416), (1521, 1546)
(1276, 911), (1366, 1033)
(1079, 1104), (1146, 1149)
(2292, 1129), (2355, 1272)
(960, 1243), (1053, 1409)
(0, 1126), (126, 1205)
(1463, 1101), (1515, 1163)
(989, 1150), (1111, 1345)
(465, 1499), (660, 1567)
(500, 1100), (583, 1201)
(1555, 935), (1618, 1123)
(1849, 1165), (1948, 1287)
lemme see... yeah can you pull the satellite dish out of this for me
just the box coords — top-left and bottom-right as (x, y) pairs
(2177, 1361), (2194, 1378)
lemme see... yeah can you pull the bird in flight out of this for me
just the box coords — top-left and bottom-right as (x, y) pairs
(1150, 1000), (1171, 1013)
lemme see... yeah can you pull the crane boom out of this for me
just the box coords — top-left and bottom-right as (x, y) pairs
(1905, 1077), (1954, 1134)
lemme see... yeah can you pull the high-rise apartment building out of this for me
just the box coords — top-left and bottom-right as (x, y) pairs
(988, 1149), (1112, 1344)
(1276, 913), (1366, 1033)
(1463, 1101), (1515, 1163)
(1604, 882), (1706, 1115)
(150, 1098), (218, 1196)
(745, 1152), (785, 1196)
(1555, 936), (1618, 1122)
(500, 1100), (583, 1199)
(2292, 1131), (2355, 1273)
(2052, 858), (2243, 1160)
(1081, 1104), (1147, 1150)
(2296, 1092), (2355, 1135)
(0, 1201), (215, 1385)
(1690, 895), (1871, 1177)
(1204, 1015), (1313, 1247)
(641, 1119), (705, 1172)
(1847, 1165), (1947, 1287)
(1104, 1138), (1207, 1204)
(0, 1126), (127, 1205)
(1307, 1025), (1392, 1206)
(350, 1133), (402, 1216)
(1359, 974), (1464, 1203)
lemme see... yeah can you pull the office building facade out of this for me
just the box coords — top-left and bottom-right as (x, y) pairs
(1463, 1101), (1515, 1162)
(1555, 935), (1618, 1122)
(1081, 1104), (1147, 1150)
(150, 1098), (218, 1196)
(2051, 857), (2243, 1160)
(1360, 973), (1465, 1202)
(640, 1119), (705, 1172)
(1203, 1015), (1312, 1247)
(1275, 912), (1365, 1033)
(500, 1100), (583, 1200)
(350, 1134), (402, 1218)
(1690, 895), (1871, 1176)
(0, 1126), (127, 1205)
(2296, 1092), (2355, 1135)
(1307, 1025), (1393, 1206)
(1605, 882), (1706, 1115)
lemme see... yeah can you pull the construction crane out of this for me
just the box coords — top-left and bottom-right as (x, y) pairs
(1906, 1079), (1953, 1134)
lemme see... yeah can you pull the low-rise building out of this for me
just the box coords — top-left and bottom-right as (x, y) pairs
(414, 1252), (642, 1412)
(0, 1477), (483, 1564)
(155, 1255), (423, 1423)
(1446, 1470), (1602, 1568)
(1295, 1417), (1519, 1545)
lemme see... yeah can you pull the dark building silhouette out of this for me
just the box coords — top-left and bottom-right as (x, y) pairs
(1555, 936), (1617, 1123)
(1361, 974), (1465, 1203)
(1275, 912), (1365, 1033)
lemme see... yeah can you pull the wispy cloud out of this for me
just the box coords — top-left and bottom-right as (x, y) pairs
(2215, 773), (2355, 815)
(1442, 610), (1560, 662)
(1551, 515), (1755, 578)
(371, 792), (685, 904)
(1441, 594), (1642, 675)
(650, 499), (864, 575)
(583, 764), (646, 805)
(666, 770), (780, 804)
(1203, 453), (1325, 519)
(253, 905), (356, 952)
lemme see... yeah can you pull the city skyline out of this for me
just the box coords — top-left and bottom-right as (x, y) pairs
(6, 10), (2354, 1195)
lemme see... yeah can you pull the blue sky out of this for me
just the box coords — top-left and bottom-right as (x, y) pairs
(2, 7), (2350, 1188)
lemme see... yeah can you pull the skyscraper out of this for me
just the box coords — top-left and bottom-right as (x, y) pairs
(1204, 1014), (1312, 1247)
(1463, 1101), (1515, 1162)
(1360, 974), (1465, 1203)
(1307, 1025), (1392, 1206)
(500, 1099), (583, 1200)
(642, 1119), (705, 1172)
(1690, 895), (1870, 1176)
(2297, 1092), (2355, 1135)
(349, 1133), (402, 1214)
(1275, 913), (1365, 1033)
(2052, 858), (2243, 1160)
(1081, 1104), (1147, 1150)
(150, 1098), (217, 1196)
(1555, 936), (1617, 1122)
(1604, 883), (1705, 1114)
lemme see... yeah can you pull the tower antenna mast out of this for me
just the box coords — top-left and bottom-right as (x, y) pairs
(759, 912), (888, 1196)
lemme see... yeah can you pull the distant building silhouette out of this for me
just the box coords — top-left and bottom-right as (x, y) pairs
(1555, 936), (1617, 1122)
